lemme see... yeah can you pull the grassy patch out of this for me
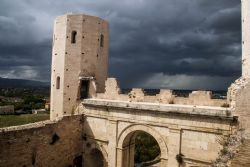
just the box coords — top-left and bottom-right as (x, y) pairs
(0, 114), (49, 128)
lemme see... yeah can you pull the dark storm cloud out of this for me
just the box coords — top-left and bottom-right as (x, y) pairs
(0, 0), (242, 90)
(107, 0), (241, 89)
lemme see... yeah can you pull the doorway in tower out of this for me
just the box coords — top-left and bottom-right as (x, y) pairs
(80, 80), (90, 99)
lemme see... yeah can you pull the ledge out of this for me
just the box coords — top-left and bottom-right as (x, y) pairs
(0, 120), (55, 133)
(83, 99), (235, 120)
(0, 115), (82, 132)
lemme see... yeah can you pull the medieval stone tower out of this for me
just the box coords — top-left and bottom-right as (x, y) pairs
(242, 0), (250, 78)
(50, 14), (109, 120)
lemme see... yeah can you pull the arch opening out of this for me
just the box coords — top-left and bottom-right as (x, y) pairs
(117, 125), (168, 167)
(122, 131), (161, 167)
(87, 149), (105, 167)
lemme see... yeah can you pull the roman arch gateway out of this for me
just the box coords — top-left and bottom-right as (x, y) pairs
(0, 1), (250, 167)
(49, 0), (250, 166)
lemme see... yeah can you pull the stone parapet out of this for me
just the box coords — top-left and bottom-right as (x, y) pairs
(0, 120), (55, 132)
(83, 99), (233, 119)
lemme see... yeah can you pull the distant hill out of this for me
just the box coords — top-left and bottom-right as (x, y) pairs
(0, 77), (49, 88)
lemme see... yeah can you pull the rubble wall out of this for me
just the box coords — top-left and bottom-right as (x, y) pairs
(0, 115), (83, 167)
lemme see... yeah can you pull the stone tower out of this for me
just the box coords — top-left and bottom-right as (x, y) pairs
(242, 0), (250, 77)
(50, 14), (109, 120)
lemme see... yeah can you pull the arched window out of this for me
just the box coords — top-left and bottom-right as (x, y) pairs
(71, 31), (77, 44)
(100, 34), (104, 47)
(56, 76), (60, 89)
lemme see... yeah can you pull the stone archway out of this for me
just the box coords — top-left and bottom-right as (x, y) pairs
(84, 147), (108, 167)
(87, 148), (105, 167)
(116, 124), (168, 167)
(97, 145), (109, 167)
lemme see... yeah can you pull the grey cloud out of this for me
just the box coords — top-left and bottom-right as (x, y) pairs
(108, 0), (241, 89)
(0, 0), (242, 89)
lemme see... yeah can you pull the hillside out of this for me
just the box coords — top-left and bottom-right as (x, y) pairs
(0, 77), (49, 88)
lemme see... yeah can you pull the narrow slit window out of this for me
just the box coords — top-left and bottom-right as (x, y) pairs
(71, 31), (77, 44)
(56, 76), (60, 89)
(100, 34), (104, 47)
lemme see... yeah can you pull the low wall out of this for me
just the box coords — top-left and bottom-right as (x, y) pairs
(96, 78), (227, 107)
(0, 115), (83, 167)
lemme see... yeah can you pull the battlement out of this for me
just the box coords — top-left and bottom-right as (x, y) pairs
(96, 78), (228, 107)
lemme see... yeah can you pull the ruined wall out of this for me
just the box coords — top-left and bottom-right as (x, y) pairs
(227, 0), (250, 137)
(0, 115), (83, 167)
(97, 78), (227, 107)
(228, 78), (250, 137)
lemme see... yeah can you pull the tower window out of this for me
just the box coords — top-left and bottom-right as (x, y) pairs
(100, 34), (104, 47)
(56, 76), (60, 89)
(71, 31), (77, 44)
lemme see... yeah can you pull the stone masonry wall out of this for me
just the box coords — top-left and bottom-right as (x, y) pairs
(0, 115), (83, 167)
(82, 98), (235, 167)
(227, 0), (250, 139)
(228, 78), (250, 137)
(97, 78), (227, 107)
(50, 14), (109, 120)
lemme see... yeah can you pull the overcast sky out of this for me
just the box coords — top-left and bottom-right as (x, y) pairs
(0, 0), (242, 90)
